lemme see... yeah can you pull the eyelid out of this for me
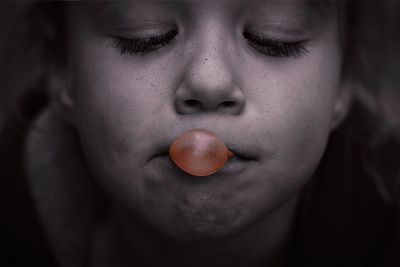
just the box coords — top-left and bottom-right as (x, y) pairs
(244, 31), (307, 46)
(115, 30), (171, 41)
(112, 21), (177, 39)
(244, 16), (311, 35)
(244, 26), (307, 43)
(244, 20), (312, 43)
(243, 31), (309, 58)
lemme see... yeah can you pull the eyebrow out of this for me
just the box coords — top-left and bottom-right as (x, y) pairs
(93, 0), (335, 16)
(305, 0), (337, 22)
(93, 1), (187, 18)
(241, 0), (337, 32)
(278, 0), (337, 32)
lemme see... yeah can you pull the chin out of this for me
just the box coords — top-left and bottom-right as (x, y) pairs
(136, 200), (263, 243)
(154, 218), (247, 243)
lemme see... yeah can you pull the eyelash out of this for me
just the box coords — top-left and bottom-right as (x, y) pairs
(112, 29), (178, 55)
(112, 30), (308, 58)
(243, 32), (309, 58)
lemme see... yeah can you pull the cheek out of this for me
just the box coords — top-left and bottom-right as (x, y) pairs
(241, 26), (342, 186)
(68, 37), (180, 185)
(268, 65), (339, 169)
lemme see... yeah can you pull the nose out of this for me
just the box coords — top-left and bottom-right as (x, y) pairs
(174, 37), (246, 115)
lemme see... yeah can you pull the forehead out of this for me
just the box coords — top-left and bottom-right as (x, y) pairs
(71, 0), (336, 29)
(78, 0), (335, 17)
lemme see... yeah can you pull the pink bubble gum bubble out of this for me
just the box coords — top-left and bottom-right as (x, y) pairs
(169, 129), (234, 176)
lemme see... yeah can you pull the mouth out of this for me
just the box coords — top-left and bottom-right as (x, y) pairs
(151, 153), (252, 179)
(148, 127), (260, 178)
(153, 146), (255, 162)
(225, 146), (258, 162)
(150, 144), (256, 179)
(153, 142), (257, 161)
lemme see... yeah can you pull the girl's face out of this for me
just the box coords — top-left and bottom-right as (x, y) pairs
(66, 1), (348, 240)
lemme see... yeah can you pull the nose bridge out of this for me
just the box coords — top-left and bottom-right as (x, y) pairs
(174, 16), (245, 115)
(188, 20), (234, 94)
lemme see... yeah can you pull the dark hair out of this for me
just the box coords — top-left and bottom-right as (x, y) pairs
(0, 2), (66, 119)
(340, 2), (400, 129)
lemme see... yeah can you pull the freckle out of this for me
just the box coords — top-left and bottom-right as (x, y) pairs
(169, 129), (234, 176)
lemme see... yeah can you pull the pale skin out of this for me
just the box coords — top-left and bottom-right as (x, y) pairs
(27, 1), (353, 266)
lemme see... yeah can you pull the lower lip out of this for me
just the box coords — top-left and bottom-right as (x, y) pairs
(150, 154), (251, 179)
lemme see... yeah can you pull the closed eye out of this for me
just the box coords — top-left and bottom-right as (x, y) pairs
(243, 31), (309, 58)
(112, 29), (178, 55)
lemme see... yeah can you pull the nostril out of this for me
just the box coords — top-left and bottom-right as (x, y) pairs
(185, 99), (201, 107)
